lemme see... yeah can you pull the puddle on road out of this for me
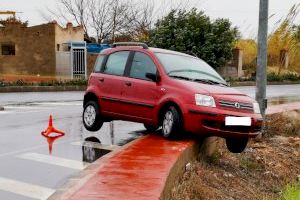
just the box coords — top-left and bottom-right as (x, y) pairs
(40, 118), (145, 164)
(81, 138), (112, 163)
(268, 96), (300, 105)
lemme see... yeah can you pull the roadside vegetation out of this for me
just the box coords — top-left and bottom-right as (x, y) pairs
(227, 71), (300, 83)
(171, 110), (300, 200)
(0, 79), (87, 87)
(236, 4), (300, 78)
(148, 8), (238, 69)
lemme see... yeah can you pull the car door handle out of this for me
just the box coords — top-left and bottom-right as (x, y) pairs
(125, 81), (132, 86)
(98, 78), (104, 82)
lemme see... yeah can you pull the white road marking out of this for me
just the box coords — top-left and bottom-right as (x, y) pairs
(0, 177), (55, 200)
(17, 153), (87, 170)
(71, 141), (120, 151)
(33, 102), (82, 106)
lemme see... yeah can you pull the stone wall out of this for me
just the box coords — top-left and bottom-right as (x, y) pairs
(0, 23), (56, 75)
(87, 53), (98, 76)
(0, 22), (84, 76)
(55, 22), (84, 52)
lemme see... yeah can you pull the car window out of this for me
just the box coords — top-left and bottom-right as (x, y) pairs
(103, 51), (129, 75)
(94, 55), (105, 72)
(130, 52), (157, 81)
(155, 53), (226, 84)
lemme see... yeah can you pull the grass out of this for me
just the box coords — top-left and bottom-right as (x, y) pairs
(265, 111), (300, 137)
(239, 157), (262, 171)
(282, 183), (300, 200)
(206, 151), (222, 164)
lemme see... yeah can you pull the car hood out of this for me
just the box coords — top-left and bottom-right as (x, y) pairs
(177, 80), (241, 94)
(176, 80), (256, 103)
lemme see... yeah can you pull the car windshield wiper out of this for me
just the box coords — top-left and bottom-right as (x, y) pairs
(193, 78), (228, 86)
(169, 75), (228, 86)
(169, 75), (193, 81)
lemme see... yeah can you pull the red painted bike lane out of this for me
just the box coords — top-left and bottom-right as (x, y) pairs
(65, 135), (194, 200)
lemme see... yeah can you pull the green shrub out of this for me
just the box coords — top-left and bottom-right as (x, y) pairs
(0, 79), (88, 87)
(282, 183), (300, 200)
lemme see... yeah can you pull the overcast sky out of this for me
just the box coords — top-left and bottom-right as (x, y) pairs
(0, 0), (299, 38)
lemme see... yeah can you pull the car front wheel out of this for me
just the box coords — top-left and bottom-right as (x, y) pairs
(226, 137), (249, 153)
(162, 106), (182, 139)
(83, 101), (103, 132)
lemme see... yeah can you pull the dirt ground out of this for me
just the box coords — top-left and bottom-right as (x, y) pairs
(171, 111), (300, 200)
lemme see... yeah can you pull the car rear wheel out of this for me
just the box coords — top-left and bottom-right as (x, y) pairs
(226, 137), (248, 153)
(162, 106), (182, 139)
(83, 101), (103, 132)
(143, 124), (158, 132)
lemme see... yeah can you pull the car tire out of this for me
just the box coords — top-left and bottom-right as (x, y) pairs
(144, 124), (158, 132)
(83, 101), (103, 132)
(162, 106), (182, 139)
(226, 137), (249, 153)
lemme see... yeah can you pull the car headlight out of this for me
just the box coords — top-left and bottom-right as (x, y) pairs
(253, 102), (261, 114)
(195, 94), (216, 107)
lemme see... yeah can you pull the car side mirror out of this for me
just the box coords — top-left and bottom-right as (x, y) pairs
(146, 72), (160, 82)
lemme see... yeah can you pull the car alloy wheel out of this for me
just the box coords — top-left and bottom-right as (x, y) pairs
(163, 111), (174, 137)
(82, 101), (103, 132)
(84, 105), (97, 127)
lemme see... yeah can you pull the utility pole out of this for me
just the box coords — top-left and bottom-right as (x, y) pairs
(256, 0), (269, 119)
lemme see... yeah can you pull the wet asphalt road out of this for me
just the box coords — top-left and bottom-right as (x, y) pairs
(0, 84), (299, 200)
(0, 94), (145, 200)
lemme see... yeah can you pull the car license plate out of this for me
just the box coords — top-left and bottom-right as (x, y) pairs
(225, 116), (251, 126)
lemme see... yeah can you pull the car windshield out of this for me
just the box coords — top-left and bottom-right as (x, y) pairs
(155, 52), (227, 85)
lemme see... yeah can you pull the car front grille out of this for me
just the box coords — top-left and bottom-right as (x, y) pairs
(219, 100), (253, 111)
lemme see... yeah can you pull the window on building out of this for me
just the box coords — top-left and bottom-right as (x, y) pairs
(1, 43), (16, 55)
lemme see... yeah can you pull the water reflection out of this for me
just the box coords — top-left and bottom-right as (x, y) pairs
(41, 115), (65, 154)
(42, 132), (64, 154)
(82, 137), (111, 163)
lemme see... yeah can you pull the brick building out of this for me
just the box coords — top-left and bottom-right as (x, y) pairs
(0, 21), (84, 76)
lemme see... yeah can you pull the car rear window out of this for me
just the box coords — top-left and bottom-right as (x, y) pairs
(130, 52), (157, 81)
(94, 55), (105, 72)
(103, 51), (130, 76)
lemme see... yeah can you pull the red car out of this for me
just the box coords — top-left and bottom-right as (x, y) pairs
(83, 42), (263, 153)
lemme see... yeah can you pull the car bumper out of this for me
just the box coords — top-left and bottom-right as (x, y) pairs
(184, 105), (263, 138)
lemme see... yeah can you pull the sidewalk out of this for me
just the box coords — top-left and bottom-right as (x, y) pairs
(267, 102), (300, 115)
(51, 135), (196, 200)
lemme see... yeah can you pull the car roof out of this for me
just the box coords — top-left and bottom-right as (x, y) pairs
(101, 46), (195, 58)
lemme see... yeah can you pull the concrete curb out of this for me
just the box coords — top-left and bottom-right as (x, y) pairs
(50, 135), (198, 200)
(48, 136), (146, 200)
(266, 102), (300, 115)
(0, 86), (86, 93)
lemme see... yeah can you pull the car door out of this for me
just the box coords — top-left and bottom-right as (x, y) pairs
(93, 50), (130, 115)
(121, 51), (163, 121)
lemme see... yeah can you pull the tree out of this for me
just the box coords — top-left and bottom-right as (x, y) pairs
(45, 0), (154, 42)
(0, 17), (28, 27)
(148, 8), (239, 68)
(44, 0), (193, 43)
